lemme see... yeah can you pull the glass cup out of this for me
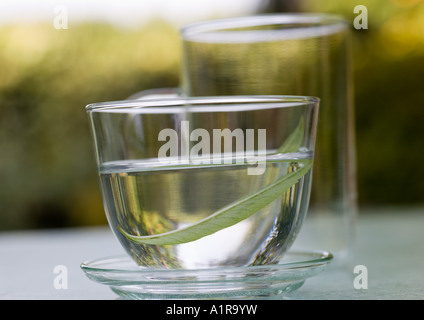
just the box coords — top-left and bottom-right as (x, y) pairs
(86, 95), (319, 269)
(133, 13), (357, 261)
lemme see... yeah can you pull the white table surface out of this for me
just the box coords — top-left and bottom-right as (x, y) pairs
(1, 207), (423, 300)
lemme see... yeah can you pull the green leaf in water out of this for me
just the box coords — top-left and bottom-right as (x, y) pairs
(118, 160), (312, 246)
(119, 115), (310, 246)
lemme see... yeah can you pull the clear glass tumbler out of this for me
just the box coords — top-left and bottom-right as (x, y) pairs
(180, 14), (357, 261)
(86, 95), (319, 269)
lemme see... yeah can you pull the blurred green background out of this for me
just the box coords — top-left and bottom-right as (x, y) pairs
(0, 0), (423, 230)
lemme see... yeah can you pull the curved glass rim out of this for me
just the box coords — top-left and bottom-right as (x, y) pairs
(86, 95), (320, 113)
(181, 13), (348, 43)
(80, 251), (333, 275)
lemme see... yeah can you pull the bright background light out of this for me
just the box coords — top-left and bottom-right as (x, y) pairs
(0, 0), (261, 27)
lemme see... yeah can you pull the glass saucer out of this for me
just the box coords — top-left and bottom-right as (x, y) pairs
(81, 251), (332, 300)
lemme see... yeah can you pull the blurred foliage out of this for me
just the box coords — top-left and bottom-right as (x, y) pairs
(0, 20), (180, 230)
(301, 0), (424, 206)
(1, 0), (423, 230)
